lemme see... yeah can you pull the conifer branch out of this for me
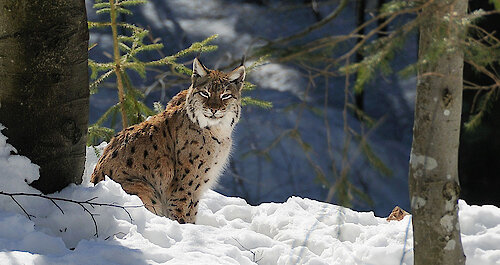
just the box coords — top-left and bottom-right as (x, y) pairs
(88, 0), (268, 145)
(242, 97), (273, 109)
(90, 69), (115, 94)
(119, 0), (147, 7)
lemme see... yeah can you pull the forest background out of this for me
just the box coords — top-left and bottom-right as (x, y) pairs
(81, 0), (500, 216)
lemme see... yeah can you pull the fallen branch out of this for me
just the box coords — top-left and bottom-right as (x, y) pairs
(233, 237), (263, 263)
(0, 191), (143, 237)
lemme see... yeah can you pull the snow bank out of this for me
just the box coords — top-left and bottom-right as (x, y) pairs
(0, 125), (499, 264)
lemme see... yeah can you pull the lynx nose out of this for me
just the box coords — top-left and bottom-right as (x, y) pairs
(210, 108), (218, 114)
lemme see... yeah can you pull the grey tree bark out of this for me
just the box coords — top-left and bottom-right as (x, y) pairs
(409, 0), (467, 264)
(0, 0), (89, 193)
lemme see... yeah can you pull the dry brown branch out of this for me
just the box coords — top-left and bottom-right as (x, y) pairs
(468, 24), (500, 47)
(326, 56), (352, 203)
(463, 79), (499, 90)
(267, 0), (349, 47)
(466, 60), (500, 86)
(275, 1), (428, 64)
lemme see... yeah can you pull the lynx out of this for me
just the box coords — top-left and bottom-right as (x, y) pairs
(91, 58), (245, 224)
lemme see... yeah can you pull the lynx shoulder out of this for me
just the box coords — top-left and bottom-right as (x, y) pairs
(91, 58), (245, 224)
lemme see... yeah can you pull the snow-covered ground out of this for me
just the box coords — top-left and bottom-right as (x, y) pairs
(1, 126), (499, 265)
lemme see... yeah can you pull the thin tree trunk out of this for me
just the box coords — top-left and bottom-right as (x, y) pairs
(409, 0), (467, 264)
(0, 0), (89, 193)
(110, 0), (128, 129)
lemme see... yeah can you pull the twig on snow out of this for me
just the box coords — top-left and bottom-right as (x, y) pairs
(0, 191), (143, 237)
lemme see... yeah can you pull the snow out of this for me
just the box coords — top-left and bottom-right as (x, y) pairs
(410, 196), (426, 210)
(1, 125), (500, 264)
(440, 215), (456, 233)
(409, 153), (438, 171)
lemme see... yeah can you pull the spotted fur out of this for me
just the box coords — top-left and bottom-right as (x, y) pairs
(91, 58), (245, 224)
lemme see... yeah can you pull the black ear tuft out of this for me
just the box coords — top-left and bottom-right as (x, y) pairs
(192, 57), (208, 78)
(240, 55), (246, 67)
(228, 66), (246, 84)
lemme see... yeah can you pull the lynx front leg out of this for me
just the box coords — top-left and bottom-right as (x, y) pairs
(166, 195), (200, 224)
(120, 181), (163, 216)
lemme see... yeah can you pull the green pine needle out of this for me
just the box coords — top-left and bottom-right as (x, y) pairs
(93, 2), (110, 9)
(87, 124), (116, 146)
(116, 7), (133, 15)
(96, 104), (120, 126)
(88, 22), (111, 29)
(242, 97), (273, 109)
(95, 8), (111, 14)
(243, 82), (256, 91)
(88, 1), (268, 142)
(90, 69), (115, 93)
(119, 0), (148, 6)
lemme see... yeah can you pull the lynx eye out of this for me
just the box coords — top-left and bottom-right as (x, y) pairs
(199, 90), (210, 98)
(221, 93), (232, 100)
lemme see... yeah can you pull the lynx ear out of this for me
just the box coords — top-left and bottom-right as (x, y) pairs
(192, 58), (208, 78)
(228, 66), (245, 83)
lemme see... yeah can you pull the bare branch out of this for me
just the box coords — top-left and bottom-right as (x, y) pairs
(49, 198), (65, 215)
(267, 0), (349, 47)
(8, 194), (35, 220)
(232, 237), (263, 263)
(0, 191), (143, 238)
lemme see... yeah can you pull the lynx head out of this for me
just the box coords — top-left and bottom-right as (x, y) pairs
(186, 58), (245, 129)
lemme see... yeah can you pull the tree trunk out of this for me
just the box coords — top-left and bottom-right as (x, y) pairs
(0, 0), (89, 193)
(409, 0), (467, 264)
